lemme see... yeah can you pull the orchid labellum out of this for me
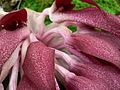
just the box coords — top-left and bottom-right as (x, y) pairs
(1, 0), (120, 90)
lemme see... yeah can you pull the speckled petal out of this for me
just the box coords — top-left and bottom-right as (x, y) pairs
(17, 75), (38, 90)
(55, 64), (108, 90)
(69, 61), (120, 90)
(0, 27), (30, 71)
(50, 5), (120, 37)
(66, 32), (120, 68)
(22, 41), (55, 90)
(65, 76), (108, 90)
(0, 9), (27, 31)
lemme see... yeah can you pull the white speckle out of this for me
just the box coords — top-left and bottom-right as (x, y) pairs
(1, 25), (4, 28)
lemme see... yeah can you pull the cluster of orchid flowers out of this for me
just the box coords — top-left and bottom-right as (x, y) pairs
(0, 0), (120, 90)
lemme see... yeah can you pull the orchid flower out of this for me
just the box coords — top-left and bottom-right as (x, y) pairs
(0, 0), (120, 90)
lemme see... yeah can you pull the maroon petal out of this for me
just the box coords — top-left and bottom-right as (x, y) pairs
(55, 0), (75, 11)
(50, 6), (120, 37)
(55, 0), (100, 11)
(0, 27), (30, 71)
(65, 76), (108, 90)
(66, 32), (120, 68)
(0, 9), (27, 31)
(50, 0), (120, 37)
(22, 41), (55, 90)
(65, 44), (102, 64)
(55, 64), (108, 90)
(17, 75), (38, 90)
(69, 61), (120, 90)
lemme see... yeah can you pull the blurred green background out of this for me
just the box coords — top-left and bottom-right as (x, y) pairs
(20, 0), (120, 14)
(20, 0), (120, 31)
(0, 0), (120, 14)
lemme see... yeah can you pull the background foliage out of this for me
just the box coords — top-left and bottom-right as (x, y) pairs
(21, 0), (120, 14)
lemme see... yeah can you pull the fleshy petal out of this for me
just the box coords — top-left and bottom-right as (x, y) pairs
(66, 32), (120, 68)
(9, 57), (19, 90)
(22, 41), (55, 90)
(26, 9), (46, 37)
(55, 0), (75, 11)
(41, 26), (72, 49)
(0, 9), (27, 31)
(0, 27), (30, 71)
(70, 62), (120, 90)
(17, 75), (38, 90)
(55, 64), (108, 90)
(0, 43), (21, 82)
(66, 77), (108, 90)
(55, 0), (100, 11)
(50, 1), (120, 37)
